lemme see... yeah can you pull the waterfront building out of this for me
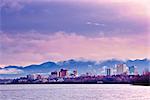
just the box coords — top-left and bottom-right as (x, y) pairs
(59, 69), (68, 78)
(69, 70), (78, 78)
(143, 68), (149, 75)
(27, 74), (34, 80)
(112, 65), (117, 75)
(73, 70), (78, 77)
(50, 71), (58, 78)
(116, 64), (128, 75)
(37, 74), (42, 80)
(27, 74), (37, 80)
(106, 68), (111, 76)
(129, 66), (137, 75)
(134, 67), (138, 75)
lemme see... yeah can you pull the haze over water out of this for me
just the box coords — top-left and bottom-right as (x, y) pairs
(0, 84), (150, 100)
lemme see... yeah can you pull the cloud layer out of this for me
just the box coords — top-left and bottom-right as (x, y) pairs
(0, 68), (23, 74)
(0, 31), (149, 66)
(1, 0), (149, 36)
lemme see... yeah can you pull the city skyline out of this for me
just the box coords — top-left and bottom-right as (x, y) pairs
(0, 58), (149, 78)
(0, 0), (150, 67)
(1, 64), (149, 85)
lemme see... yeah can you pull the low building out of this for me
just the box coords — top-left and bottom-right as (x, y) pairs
(50, 71), (58, 79)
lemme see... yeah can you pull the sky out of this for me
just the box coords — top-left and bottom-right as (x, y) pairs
(0, 0), (150, 67)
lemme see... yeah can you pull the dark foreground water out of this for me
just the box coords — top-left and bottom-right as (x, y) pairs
(0, 84), (149, 100)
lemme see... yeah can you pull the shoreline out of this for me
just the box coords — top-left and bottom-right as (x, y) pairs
(0, 82), (149, 86)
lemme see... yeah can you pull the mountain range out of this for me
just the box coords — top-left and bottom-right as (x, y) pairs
(0, 59), (149, 78)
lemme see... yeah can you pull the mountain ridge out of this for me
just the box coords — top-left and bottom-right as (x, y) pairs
(0, 58), (149, 78)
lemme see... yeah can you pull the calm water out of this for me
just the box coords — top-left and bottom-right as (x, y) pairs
(0, 84), (149, 100)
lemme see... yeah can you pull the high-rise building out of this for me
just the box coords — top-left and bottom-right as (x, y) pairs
(129, 66), (136, 75)
(112, 65), (117, 75)
(59, 69), (68, 78)
(116, 64), (128, 75)
(106, 68), (111, 76)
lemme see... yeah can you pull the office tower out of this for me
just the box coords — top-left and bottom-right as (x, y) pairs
(59, 69), (68, 78)
(106, 68), (111, 76)
(129, 66), (136, 75)
(116, 64), (128, 75)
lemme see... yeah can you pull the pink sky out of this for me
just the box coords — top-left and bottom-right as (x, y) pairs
(0, 32), (149, 67)
(0, 0), (150, 67)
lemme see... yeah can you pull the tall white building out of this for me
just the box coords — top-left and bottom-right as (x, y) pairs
(116, 64), (128, 75)
(112, 65), (117, 75)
